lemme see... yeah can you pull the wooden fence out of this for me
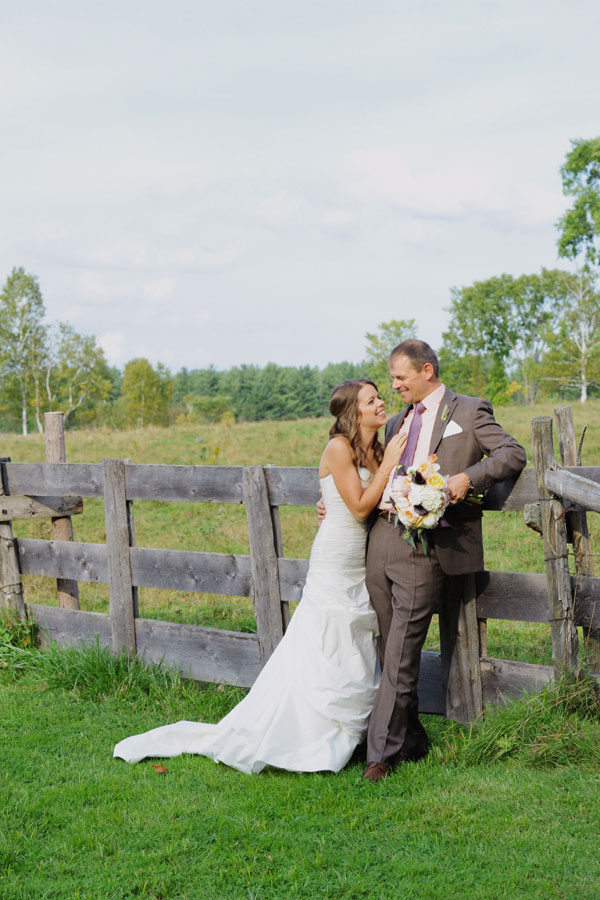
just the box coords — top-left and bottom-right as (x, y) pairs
(2, 407), (600, 724)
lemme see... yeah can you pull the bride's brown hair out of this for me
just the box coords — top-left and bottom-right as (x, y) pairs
(328, 380), (384, 470)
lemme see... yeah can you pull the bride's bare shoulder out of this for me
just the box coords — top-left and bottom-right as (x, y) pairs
(319, 437), (353, 477)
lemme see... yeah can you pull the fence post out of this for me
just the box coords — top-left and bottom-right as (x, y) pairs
(0, 458), (26, 619)
(103, 458), (136, 656)
(554, 406), (600, 671)
(243, 466), (285, 665)
(531, 416), (578, 676)
(44, 411), (80, 610)
(439, 572), (483, 723)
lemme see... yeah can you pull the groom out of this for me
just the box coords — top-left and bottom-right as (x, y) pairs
(363, 339), (526, 782)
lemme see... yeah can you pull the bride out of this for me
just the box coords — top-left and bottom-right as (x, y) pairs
(114, 380), (406, 773)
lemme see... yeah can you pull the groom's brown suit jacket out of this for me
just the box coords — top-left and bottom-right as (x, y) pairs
(383, 387), (526, 575)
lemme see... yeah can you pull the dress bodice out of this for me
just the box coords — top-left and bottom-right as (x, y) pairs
(319, 466), (372, 524)
(311, 467), (372, 568)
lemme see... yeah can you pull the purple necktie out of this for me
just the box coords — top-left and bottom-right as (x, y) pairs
(400, 401), (425, 467)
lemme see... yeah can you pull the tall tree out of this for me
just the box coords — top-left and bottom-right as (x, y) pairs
(557, 137), (600, 266)
(121, 358), (172, 428)
(45, 323), (114, 425)
(0, 267), (48, 435)
(441, 270), (569, 404)
(364, 319), (416, 409)
(540, 270), (600, 403)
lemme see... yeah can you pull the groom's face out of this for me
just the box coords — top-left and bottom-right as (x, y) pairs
(389, 354), (435, 405)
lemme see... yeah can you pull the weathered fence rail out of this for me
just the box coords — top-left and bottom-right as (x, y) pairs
(1, 406), (599, 724)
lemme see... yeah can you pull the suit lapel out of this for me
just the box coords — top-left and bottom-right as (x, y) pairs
(429, 388), (458, 455)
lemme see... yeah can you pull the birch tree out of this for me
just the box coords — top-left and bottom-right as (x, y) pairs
(542, 270), (600, 402)
(45, 323), (114, 425)
(0, 267), (47, 435)
(557, 137), (600, 266)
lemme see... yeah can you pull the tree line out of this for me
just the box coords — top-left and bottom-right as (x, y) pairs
(2, 137), (599, 433)
(0, 270), (372, 433)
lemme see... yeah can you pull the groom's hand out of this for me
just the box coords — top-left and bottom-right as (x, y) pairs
(316, 492), (326, 523)
(447, 472), (470, 504)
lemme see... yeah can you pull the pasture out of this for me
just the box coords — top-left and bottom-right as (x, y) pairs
(2, 401), (600, 899)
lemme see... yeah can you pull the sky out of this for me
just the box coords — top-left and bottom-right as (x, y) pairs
(1, 0), (598, 373)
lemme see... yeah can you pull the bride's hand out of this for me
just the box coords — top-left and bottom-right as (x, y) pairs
(381, 432), (407, 471)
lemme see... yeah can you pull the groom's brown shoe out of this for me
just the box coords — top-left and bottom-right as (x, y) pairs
(364, 762), (390, 783)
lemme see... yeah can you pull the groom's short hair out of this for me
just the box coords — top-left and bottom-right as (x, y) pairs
(390, 339), (439, 377)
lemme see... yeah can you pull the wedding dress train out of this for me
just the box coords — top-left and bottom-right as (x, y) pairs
(113, 469), (379, 773)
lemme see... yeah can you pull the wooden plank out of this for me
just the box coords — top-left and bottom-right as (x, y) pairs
(476, 571), (549, 622)
(21, 541), (600, 632)
(483, 468), (537, 510)
(129, 548), (253, 595)
(481, 657), (553, 705)
(4, 462), (104, 498)
(243, 466), (285, 665)
(477, 569), (600, 630)
(135, 618), (261, 687)
(27, 599), (557, 701)
(0, 459), (25, 619)
(545, 466), (600, 514)
(439, 574), (483, 724)
(5, 459), (600, 510)
(0, 495), (82, 521)
(44, 411), (80, 610)
(571, 574), (600, 633)
(124, 464), (245, 503)
(531, 417), (578, 675)
(27, 603), (261, 688)
(28, 603), (112, 648)
(265, 467), (321, 506)
(417, 651), (445, 715)
(16, 537), (108, 582)
(278, 557), (309, 604)
(103, 458), (136, 656)
(16, 538), (255, 595)
(482, 466), (600, 511)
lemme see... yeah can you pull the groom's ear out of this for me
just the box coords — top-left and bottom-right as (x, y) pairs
(422, 363), (435, 381)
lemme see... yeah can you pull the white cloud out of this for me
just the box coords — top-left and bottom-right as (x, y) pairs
(142, 278), (176, 304)
(98, 330), (126, 365)
(343, 144), (566, 231)
(258, 191), (309, 221)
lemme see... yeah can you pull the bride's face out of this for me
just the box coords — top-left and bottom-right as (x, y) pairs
(356, 384), (387, 429)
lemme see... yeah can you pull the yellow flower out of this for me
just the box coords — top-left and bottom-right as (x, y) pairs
(427, 474), (445, 490)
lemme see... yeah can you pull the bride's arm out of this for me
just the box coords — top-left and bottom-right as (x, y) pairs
(320, 435), (406, 522)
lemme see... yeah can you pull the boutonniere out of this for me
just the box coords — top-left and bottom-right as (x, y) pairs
(441, 404), (450, 422)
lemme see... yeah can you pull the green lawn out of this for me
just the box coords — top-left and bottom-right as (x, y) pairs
(2, 652), (600, 900)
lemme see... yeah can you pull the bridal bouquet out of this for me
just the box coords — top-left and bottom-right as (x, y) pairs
(388, 454), (449, 553)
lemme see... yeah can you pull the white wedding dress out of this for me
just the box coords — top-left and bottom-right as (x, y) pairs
(113, 468), (380, 773)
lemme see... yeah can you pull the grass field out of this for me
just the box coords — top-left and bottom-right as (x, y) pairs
(2, 400), (600, 899)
